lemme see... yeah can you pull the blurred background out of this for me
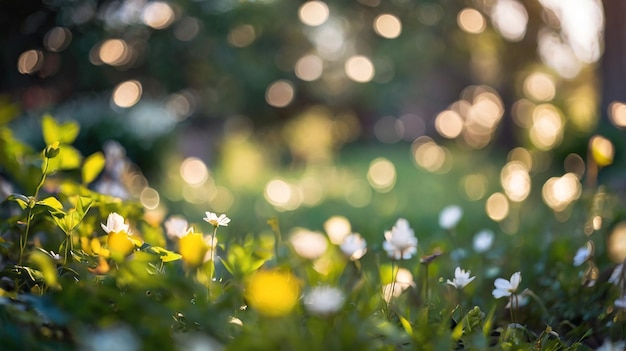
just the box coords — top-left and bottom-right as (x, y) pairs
(1, 0), (624, 242)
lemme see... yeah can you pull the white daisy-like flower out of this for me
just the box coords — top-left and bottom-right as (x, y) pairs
(473, 229), (494, 253)
(438, 205), (463, 230)
(492, 272), (521, 299)
(203, 212), (231, 227)
(573, 246), (591, 267)
(101, 212), (130, 234)
(595, 338), (626, 351)
(303, 286), (345, 315)
(339, 233), (367, 260)
(383, 218), (418, 260)
(447, 267), (475, 289)
(164, 216), (192, 239)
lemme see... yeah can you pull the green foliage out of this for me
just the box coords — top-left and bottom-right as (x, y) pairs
(1, 115), (626, 351)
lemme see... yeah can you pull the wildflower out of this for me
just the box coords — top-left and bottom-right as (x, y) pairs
(447, 267), (475, 289)
(473, 229), (494, 253)
(203, 212), (231, 227)
(492, 272), (521, 299)
(339, 233), (367, 260)
(164, 216), (191, 239)
(101, 212), (130, 234)
(573, 246), (591, 266)
(101, 213), (137, 257)
(178, 229), (208, 268)
(595, 338), (626, 351)
(303, 286), (345, 315)
(383, 218), (418, 260)
(245, 269), (300, 317)
(439, 205), (463, 230)
(289, 228), (328, 260)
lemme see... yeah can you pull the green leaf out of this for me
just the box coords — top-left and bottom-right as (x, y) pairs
(75, 196), (94, 219)
(41, 114), (79, 145)
(82, 152), (105, 185)
(398, 314), (414, 337)
(29, 251), (60, 290)
(6, 193), (29, 209)
(146, 246), (182, 262)
(46, 145), (82, 174)
(36, 196), (64, 215)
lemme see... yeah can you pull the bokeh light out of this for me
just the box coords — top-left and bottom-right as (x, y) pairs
(542, 173), (582, 212)
(461, 173), (488, 201)
(44, 27), (72, 52)
(298, 1), (330, 27)
(264, 178), (302, 211)
(609, 101), (626, 128)
(17, 50), (44, 74)
(289, 228), (328, 259)
(486, 192), (509, 222)
(266, 80), (295, 107)
(490, 0), (528, 42)
(457, 8), (486, 34)
(608, 221), (626, 263)
(434, 110), (463, 139)
(295, 54), (324, 81)
(139, 187), (160, 210)
(367, 158), (396, 193)
(412, 137), (449, 173)
(345, 56), (375, 83)
(500, 161), (531, 202)
(228, 25), (256, 48)
(143, 1), (175, 29)
(324, 216), (351, 245)
(523, 72), (556, 102)
(529, 104), (563, 150)
(564, 153), (585, 178)
(373, 14), (402, 39)
(98, 39), (131, 66)
(589, 135), (614, 167)
(179, 157), (209, 185)
(343, 179), (372, 208)
(112, 80), (142, 108)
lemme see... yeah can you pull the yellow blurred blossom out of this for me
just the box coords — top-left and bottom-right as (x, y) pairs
(179, 232), (208, 268)
(245, 269), (300, 317)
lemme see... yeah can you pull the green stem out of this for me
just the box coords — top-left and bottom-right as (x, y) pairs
(19, 156), (50, 265)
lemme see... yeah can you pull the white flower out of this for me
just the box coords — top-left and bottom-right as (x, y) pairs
(203, 212), (231, 227)
(383, 218), (418, 260)
(595, 338), (626, 351)
(573, 246), (591, 267)
(505, 289), (530, 308)
(473, 229), (494, 253)
(610, 263), (624, 286)
(339, 233), (367, 260)
(304, 286), (345, 315)
(439, 205), (463, 230)
(101, 212), (130, 234)
(164, 216), (192, 239)
(492, 272), (521, 299)
(447, 267), (475, 289)
(382, 268), (414, 303)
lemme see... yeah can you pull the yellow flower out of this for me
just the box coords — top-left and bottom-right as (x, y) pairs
(245, 269), (300, 317)
(179, 232), (208, 268)
(107, 231), (136, 257)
